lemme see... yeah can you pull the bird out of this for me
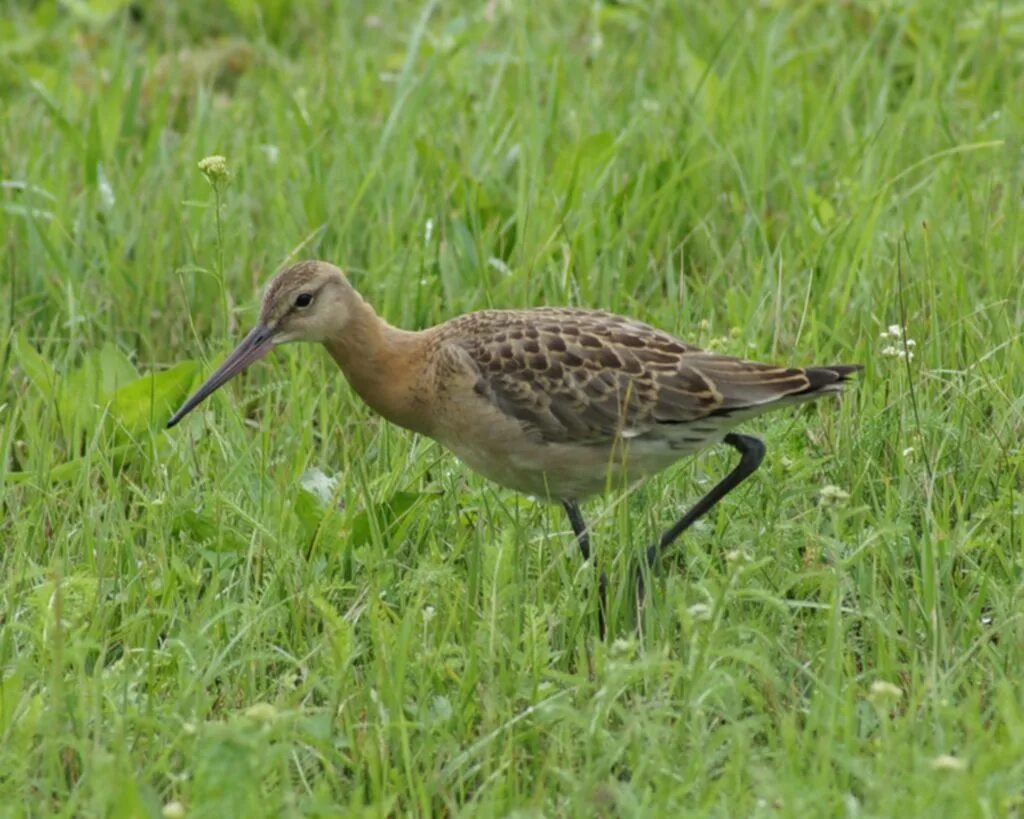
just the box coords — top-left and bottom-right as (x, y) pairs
(167, 260), (861, 637)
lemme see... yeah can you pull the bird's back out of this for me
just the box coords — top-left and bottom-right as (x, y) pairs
(436, 306), (856, 441)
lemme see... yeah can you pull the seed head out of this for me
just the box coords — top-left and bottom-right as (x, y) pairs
(162, 802), (186, 819)
(868, 679), (903, 706)
(198, 155), (230, 184)
(244, 702), (278, 723)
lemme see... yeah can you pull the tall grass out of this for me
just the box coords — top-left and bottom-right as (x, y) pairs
(2, 1), (1022, 815)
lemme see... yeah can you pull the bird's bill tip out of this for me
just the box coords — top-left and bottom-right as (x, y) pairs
(166, 323), (275, 428)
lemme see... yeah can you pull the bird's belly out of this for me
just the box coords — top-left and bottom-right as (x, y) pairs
(440, 428), (719, 501)
(445, 438), (614, 499)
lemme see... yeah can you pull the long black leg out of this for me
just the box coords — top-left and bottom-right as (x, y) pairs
(562, 500), (608, 640)
(638, 433), (767, 600)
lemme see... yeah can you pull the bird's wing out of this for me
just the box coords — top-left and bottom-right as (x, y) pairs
(439, 308), (718, 444)
(440, 308), (855, 446)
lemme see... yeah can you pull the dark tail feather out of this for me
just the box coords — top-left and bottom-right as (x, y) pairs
(801, 364), (863, 395)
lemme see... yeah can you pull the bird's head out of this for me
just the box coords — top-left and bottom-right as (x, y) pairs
(167, 260), (354, 427)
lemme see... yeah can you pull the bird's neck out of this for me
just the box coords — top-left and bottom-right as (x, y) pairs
(322, 300), (433, 435)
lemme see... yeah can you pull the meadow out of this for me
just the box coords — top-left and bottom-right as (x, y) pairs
(2, 1), (1022, 815)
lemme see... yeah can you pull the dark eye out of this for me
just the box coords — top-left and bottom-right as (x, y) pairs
(294, 292), (313, 308)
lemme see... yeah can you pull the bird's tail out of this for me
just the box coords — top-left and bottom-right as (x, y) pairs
(798, 364), (864, 396)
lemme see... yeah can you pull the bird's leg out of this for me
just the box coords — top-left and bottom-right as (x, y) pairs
(562, 500), (609, 640)
(637, 433), (767, 603)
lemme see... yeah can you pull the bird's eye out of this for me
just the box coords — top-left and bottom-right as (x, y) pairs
(294, 292), (314, 308)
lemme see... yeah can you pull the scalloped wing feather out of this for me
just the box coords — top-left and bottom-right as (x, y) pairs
(436, 308), (858, 447)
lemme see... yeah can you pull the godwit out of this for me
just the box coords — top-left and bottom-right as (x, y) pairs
(168, 261), (860, 637)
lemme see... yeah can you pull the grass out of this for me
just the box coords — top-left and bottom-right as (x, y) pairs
(1, 0), (1022, 815)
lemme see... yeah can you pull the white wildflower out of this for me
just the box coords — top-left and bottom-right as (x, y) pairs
(162, 802), (187, 819)
(610, 637), (637, 657)
(882, 345), (915, 361)
(488, 257), (512, 276)
(687, 602), (712, 621)
(931, 754), (967, 772)
(97, 163), (115, 210)
(819, 485), (851, 506)
(868, 680), (902, 705)
(880, 323), (916, 360)
(424, 218), (434, 244)
(259, 144), (280, 164)
(299, 467), (339, 506)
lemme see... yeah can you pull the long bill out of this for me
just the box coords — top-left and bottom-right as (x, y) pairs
(167, 323), (275, 428)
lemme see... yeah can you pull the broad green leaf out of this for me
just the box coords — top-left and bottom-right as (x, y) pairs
(295, 488), (326, 542)
(13, 331), (58, 398)
(58, 0), (134, 25)
(3, 444), (133, 484)
(97, 342), (138, 396)
(677, 47), (720, 117)
(295, 468), (344, 544)
(172, 509), (245, 553)
(107, 361), (200, 437)
(61, 348), (106, 433)
(807, 186), (837, 229)
(348, 490), (439, 546)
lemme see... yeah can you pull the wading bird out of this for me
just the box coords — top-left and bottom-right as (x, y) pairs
(168, 261), (860, 637)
